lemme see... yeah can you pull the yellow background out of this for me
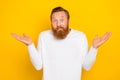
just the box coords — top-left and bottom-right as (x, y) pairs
(0, 0), (120, 80)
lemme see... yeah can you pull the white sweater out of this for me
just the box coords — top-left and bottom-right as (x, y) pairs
(27, 28), (98, 80)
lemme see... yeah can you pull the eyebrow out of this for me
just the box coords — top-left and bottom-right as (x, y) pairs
(61, 15), (64, 17)
(52, 15), (65, 20)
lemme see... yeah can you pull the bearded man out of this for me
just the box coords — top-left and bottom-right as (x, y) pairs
(11, 6), (112, 80)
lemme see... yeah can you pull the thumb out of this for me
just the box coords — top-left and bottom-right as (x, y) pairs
(94, 35), (98, 40)
(23, 33), (29, 38)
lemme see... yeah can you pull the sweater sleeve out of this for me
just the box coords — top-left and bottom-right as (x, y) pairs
(27, 34), (43, 70)
(82, 34), (98, 71)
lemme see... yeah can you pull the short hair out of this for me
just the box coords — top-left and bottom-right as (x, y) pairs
(50, 6), (70, 20)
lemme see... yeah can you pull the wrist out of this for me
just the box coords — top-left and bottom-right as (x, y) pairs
(26, 42), (33, 46)
(92, 44), (98, 49)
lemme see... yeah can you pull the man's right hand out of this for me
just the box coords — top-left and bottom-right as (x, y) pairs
(11, 33), (33, 46)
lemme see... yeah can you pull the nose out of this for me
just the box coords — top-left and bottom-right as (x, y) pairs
(56, 21), (61, 27)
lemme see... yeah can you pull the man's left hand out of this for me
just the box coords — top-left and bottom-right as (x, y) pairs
(92, 32), (112, 48)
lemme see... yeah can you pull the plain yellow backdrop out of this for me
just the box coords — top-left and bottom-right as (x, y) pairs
(0, 0), (120, 80)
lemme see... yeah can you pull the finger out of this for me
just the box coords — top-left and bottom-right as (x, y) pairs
(101, 32), (112, 43)
(11, 33), (22, 40)
(101, 32), (109, 40)
(94, 35), (98, 40)
(108, 32), (112, 36)
(104, 32), (112, 41)
(11, 33), (19, 38)
(23, 33), (29, 38)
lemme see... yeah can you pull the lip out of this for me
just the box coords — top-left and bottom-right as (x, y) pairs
(57, 28), (63, 31)
(58, 28), (63, 30)
(58, 27), (63, 29)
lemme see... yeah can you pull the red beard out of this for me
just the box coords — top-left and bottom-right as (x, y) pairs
(52, 26), (70, 39)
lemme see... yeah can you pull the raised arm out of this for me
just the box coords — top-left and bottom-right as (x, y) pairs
(82, 32), (112, 71)
(11, 33), (43, 70)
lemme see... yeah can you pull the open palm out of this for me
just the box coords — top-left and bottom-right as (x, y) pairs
(93, 32), (112, 48)
(11, 33), (33, 46)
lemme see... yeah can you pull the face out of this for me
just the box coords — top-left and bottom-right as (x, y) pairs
(51, 11), (70, 39)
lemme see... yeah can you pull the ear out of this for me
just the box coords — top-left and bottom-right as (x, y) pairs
(68, 19), (70, 25)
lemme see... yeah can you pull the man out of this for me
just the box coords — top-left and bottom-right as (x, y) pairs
(11, 7), (112, 80)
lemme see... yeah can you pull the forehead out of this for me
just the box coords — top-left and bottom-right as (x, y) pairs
(52, 11), (67, 19)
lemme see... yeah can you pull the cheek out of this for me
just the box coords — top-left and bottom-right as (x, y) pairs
(52, 23), (57, 28)
(63, 22), (68, 27)
(63, 20), (69, 25)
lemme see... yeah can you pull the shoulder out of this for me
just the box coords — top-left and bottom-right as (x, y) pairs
(72, 29), (87, 38)
(71, 29), (88, 44)
(38, 29), (52, 38)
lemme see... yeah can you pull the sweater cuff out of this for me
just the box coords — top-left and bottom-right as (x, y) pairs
(90, 46), (98, 56)
(91, 46), (98, 51)
(27, 43), (34, 50)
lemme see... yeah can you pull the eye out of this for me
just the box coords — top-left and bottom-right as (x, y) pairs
(52, 19), (57, 22)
